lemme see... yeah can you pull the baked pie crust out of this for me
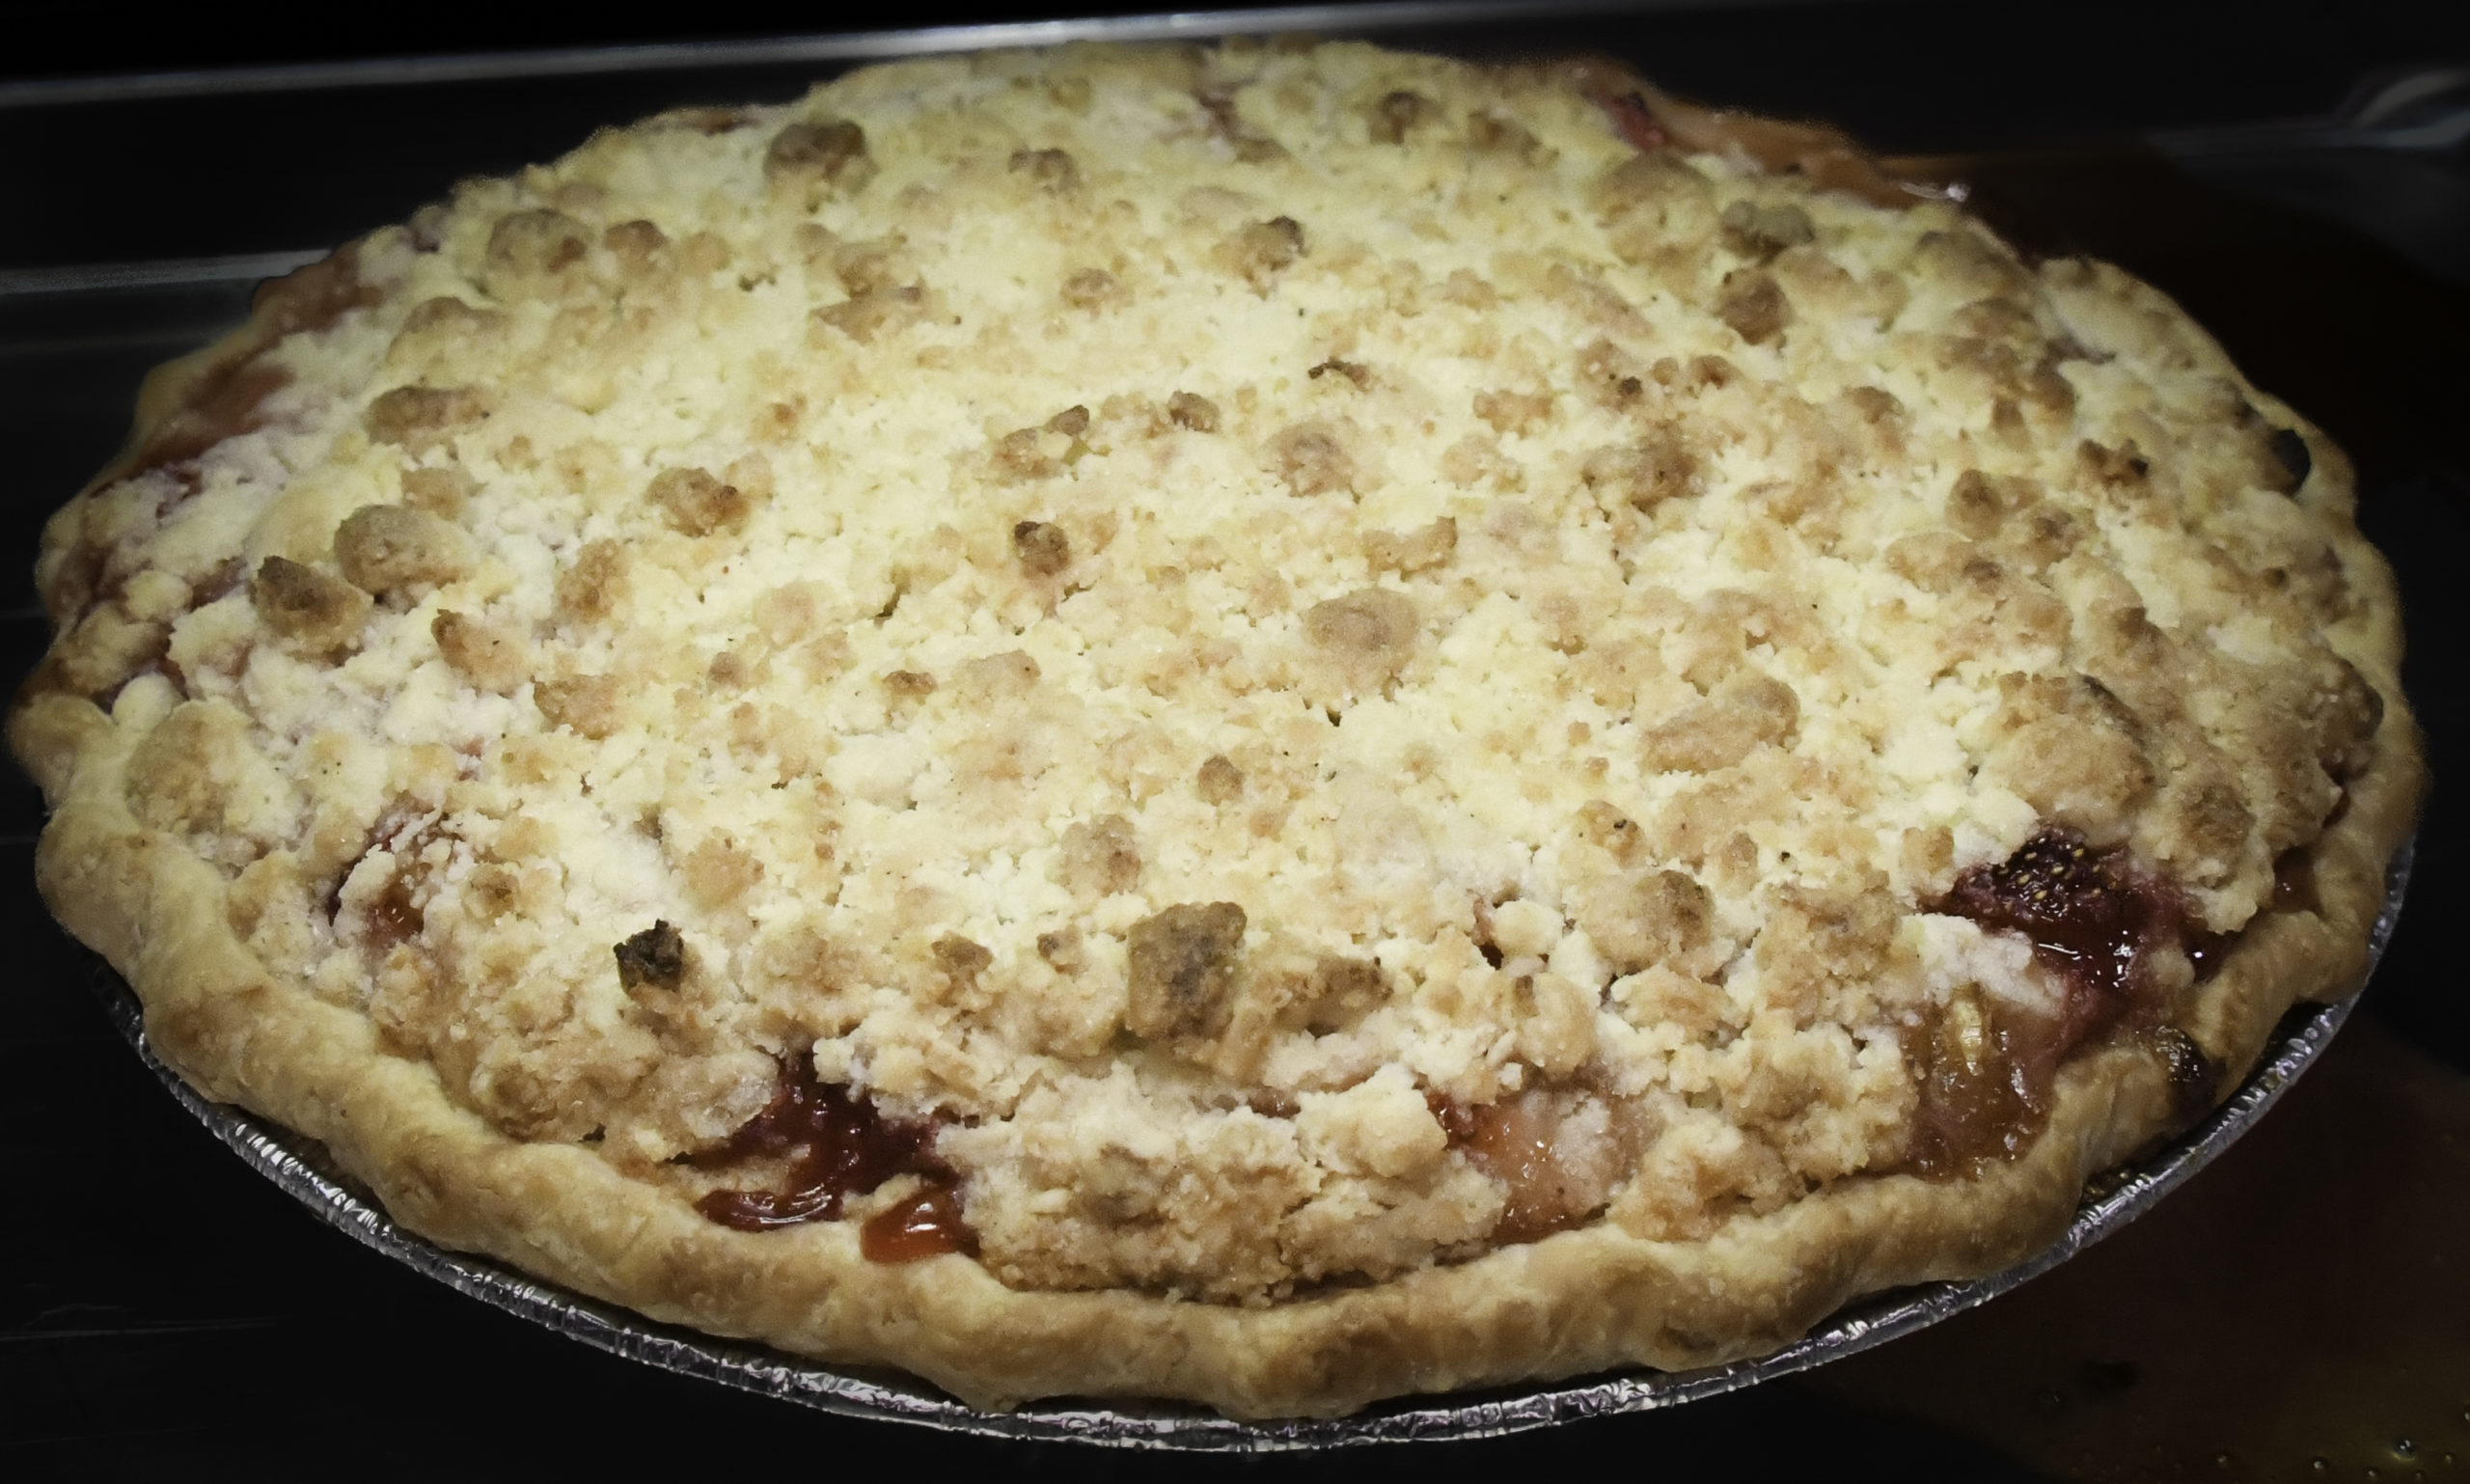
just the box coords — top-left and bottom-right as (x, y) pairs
(13, 41), (2421, 1418)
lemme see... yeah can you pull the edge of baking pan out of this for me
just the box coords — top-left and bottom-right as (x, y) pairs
(91, 841), (2411, 1449)
(0, 0), (1855, 110)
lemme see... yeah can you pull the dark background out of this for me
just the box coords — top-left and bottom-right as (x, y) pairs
(4, 3), (2466, 1477)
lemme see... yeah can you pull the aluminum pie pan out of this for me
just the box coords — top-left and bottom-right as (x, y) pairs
(88, 840), (2410, 1449)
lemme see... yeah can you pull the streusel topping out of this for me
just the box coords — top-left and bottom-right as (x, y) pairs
(39, 41), (2386, 1303)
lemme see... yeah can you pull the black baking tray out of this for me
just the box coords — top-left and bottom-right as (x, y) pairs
(5, 2), (2466, 1475)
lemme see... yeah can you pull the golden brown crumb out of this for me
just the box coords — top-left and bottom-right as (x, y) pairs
(486, 209), (590, 279)
(363, 386), (489, 453)
(1716, 268), (1790, 344)
(1167, 391), (1221, 431)
(1369, 90), (1441, 144)
(1061, 268), (1121, 309)
(1124, 901), (1247, 1040)
(1057, 814), (1141, 896)
(766, 119), (874, 201)
(555, 539), (627, 625)
(250, 557), (369, 649)
(648, 467), (752, 537)
(1009, 147), (1081, 192)
(1641, 672), (1800, 773)
(432, 610), (529, 693)
(1222, 216), (1306, 289)
(1272, 422), (1353, 496)
(333, 505), (473, 595)
(1011, 520), (1073, 577)
(1363, 517), (1456, 575)
(1196, 754), (1245, 803)
(535, 673), (623, 738)
(401, 467), (477, 520)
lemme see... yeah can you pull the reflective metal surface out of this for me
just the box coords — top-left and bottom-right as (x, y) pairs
(92, 843), (2410, 1449)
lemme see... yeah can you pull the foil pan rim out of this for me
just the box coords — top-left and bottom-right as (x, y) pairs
(95, 842), (2410, 1449)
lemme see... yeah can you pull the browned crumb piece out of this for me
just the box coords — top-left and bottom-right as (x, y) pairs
(1061, 269), (1121, 309)
(1304, 589), (1418, 673)
(1167, 392), (1221, 431)
(993, 408), (1090, 481)
(824, 235), (914, 297)
(401, 466), (477, 520)
(1581, 869), (1713, 975)
(2078, 438), (2150, 488)
(1640, 672), (1800, 773)
(486, 209), (590, 279)
(250, 556), (370, 649)
(1223, 217), (1306, 289)
(1302, 955), (1387, 1031)
(1474, 389), (1553, 435)
(535, 673), (623, 738)
(935, 934), (995, 984)
(1369, 90), (1440, 144)
(1196, 89), (1287, 163)
(1945, 469), (2042, 540)
(556, 539), (627, 624)
(364, 386), (489, 453)
(1196, 754), (1244, 804)
(1576, 800), (1646, 863)
(615, 921), (686, 991)
(1593, 152), (1708, 218)
(1009, 148), (1081, 192)
(766, 119), (875, 199)
(1718, 200), (1815, 260)
(333, 505), (474, 595)
(951, 650), (1039, 701)
(1012, 520), (1072, 577)
(1034, 927), (1084, 972)
(398, 296), (495, 340)
(1839, 384), (1906, 431)
(1057, 814), (1141, 895)
(648, 467), (752, 536)
(1592, 153), (1717, 267)
(604, 218), (670, 271)
(1308, 358), (1370, 388)
(1124, 901), (1247, 1040)
(1716, 269), (1791, 344)
(683, 837), (763, 907)
(1272, 422), (1352, 496)
(1363, 517), (1457, 575)
(1573, 344), (1649, 407)
(882, 670), (938, 700)
(815, 286), (927, 343)
(1246, 1089), (1301, 1118)
(1467, 110), (1541, 159)
(431, 610), (529, 692)
(1582, 426), (1698, 511)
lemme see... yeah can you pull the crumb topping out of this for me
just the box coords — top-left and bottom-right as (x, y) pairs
(41, 40), (2388, 1304)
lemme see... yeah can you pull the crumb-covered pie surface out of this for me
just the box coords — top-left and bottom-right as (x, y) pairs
(11, 41), (2421, 1418)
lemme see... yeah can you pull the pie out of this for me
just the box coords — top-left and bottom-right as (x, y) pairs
(11, 39), (2421, 1419)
